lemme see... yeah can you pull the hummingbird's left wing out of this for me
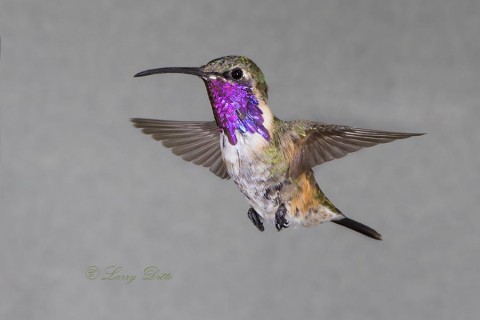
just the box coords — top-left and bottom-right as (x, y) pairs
(288, 121), (424, 178)
(131, 118), (230, 179)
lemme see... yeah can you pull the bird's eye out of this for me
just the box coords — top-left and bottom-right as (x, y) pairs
(231, 68), (243, 80)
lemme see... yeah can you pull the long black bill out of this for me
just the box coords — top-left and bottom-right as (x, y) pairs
(134, 67), (205, 78)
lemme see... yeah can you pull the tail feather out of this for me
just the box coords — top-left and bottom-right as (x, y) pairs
(332, 217), (382, 240)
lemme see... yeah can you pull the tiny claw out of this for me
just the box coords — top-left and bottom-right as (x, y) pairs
(247, 208), (264, 232)
(275, 204), (289, 231)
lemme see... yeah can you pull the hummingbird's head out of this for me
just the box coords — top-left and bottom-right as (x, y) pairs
(200, 56), (268, 101)
(135, 56), (271, 145)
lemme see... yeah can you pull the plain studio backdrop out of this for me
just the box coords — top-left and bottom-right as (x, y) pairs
(1, 0), (479, 319)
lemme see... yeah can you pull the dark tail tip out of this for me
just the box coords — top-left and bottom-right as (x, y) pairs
(332, 217), (382, 240)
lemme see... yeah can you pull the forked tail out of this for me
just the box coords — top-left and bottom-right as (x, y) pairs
(332, 217), (382, 240)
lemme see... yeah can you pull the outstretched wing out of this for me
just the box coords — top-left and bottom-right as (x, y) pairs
(131, 118), (230, 179)
(289, 121), (424, 178)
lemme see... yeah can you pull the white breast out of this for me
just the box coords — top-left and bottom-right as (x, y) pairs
(221, 132), (280, 222)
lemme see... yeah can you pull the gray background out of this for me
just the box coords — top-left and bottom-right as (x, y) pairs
(1, 0), (479, 319)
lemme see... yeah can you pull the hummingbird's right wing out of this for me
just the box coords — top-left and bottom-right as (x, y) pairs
(288, 121), (424, 179)
(131, 118), (230, 179)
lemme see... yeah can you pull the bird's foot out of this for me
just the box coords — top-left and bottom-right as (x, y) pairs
(275, 204), (289, 231)
(247, 208), (264, 232)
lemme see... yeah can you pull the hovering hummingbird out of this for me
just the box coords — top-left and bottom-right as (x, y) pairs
(132, 56), (423, 240)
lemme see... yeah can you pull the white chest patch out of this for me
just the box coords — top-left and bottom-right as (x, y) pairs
(221, 132), (281, 222)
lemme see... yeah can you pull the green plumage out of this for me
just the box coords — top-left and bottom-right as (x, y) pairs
(132, 55), (424, 240)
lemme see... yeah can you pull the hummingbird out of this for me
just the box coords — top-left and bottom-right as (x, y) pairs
(132, 56), (423, 240)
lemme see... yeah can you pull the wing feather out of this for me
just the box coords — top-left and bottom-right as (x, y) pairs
(289, 121), (424, 178)
(131, 118), (230, 179)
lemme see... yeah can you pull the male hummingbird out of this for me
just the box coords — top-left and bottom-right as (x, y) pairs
(132, 56), (423, 240)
